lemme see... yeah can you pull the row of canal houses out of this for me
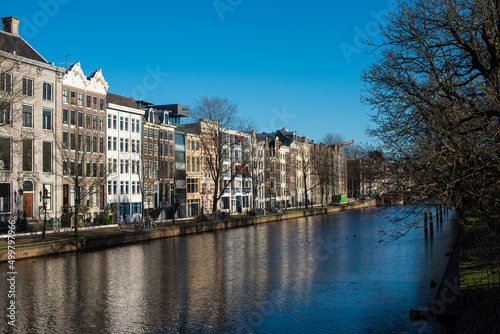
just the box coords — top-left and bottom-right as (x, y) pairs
(0, 17), (349, 225)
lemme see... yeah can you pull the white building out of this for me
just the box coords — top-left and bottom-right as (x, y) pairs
(106, 93), (144, 220)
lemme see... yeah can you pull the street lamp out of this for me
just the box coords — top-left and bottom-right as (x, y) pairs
(42, 187), (50, 239)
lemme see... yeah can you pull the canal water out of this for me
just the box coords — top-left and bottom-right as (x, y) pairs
(2, 207), (457, 333)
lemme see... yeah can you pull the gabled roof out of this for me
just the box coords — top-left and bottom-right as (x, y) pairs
(107, 93), (142, 110)
(0, 30), (47, 63)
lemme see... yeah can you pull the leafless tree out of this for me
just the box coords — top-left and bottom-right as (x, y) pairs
(54, 122), (109, 237)
(189, 96), (250, 213)
(362, 0), (500, 234)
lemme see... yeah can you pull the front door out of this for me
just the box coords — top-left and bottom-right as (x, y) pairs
(23, 193), (33, 218)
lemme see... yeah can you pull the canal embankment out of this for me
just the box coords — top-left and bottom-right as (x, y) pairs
(0, 200), (376, 262)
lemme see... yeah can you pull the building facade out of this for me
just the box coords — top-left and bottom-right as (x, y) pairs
(0, 17), (65, 223)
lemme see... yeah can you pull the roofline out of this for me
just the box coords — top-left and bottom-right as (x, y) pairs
(0, 50), (64, 72)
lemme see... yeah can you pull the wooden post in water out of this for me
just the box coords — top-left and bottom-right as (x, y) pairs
(435, 204), (440, 225)
(429, 211), (434, 237)
(424, 211), (429, 238)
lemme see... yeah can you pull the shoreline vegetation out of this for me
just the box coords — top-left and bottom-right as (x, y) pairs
(0, 200), (375, 262)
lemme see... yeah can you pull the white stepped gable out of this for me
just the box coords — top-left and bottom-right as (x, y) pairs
(62, 61), (108, 93)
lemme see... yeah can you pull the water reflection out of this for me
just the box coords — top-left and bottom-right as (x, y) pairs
(1, 207), (456, 333)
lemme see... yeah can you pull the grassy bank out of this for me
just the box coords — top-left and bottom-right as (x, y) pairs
(459, 216), (500, 287)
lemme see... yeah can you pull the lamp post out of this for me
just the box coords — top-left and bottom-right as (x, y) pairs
(42, 187), (50, 239)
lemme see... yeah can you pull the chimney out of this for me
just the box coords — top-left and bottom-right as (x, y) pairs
(2, 17), (20, 36)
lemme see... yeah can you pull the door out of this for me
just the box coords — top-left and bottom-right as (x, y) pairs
(23, 193), (33, 218)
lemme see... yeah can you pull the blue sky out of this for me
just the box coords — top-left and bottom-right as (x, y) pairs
(3, 0), (397, 144)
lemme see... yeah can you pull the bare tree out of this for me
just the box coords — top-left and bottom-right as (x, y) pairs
(362, 0), (500, 233)
(54, 122), (109, 237)
(189, 96), (250, 213)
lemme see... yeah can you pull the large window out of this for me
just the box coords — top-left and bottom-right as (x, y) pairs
(0, 183), (11, 212)
(42, 184), (52, 210)
(23, 139), (33, 171)
(63, 131), (69, 150)
(43, 142), (52, 172)
(187, 199), (199, 217)
(78, 112), (83, 128)
(22, 105), (33, 128)
(70, 110), (75, 126)
(22, 78), (33, 96)
(0, 73), (11, 92)
(87, 95), (91, 108)
(78, 92), (84, 107)
(0, 138), (11, 171)
(0, 101), (10, 124)
(63, 108), (68, 125)
(43, 83), (52, 101)
(187, 178), (199, 193)
(42, 108), (52, 130)
(63, 89), (69, 104)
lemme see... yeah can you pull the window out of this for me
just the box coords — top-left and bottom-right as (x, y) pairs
(99, 137), (104, 153)
(87, 113), (92, 130)
(93, 96), (97, 110)
(23, 139), (33, 171)
(196, 157), (200, 172)
(43, 83), (53, 101)
(93, 115), (98, 131)
(63, 158), (68, 175)
(22, 105), (33, 128)
(187, 178), (199, 193)
(108, 115), (112, 128)
(63, 108), (68, 125)
(120, 138), (124, 152)
(125, 139), (129, 152)
(154, 131), (158, 140)
(149, 143), (153, 156)
(86, 95), (91, 108)
(71, 110), (75, 126)
(169, 133), (173, 141)
(125, 118), (128, 131)
(99, 116), (104, 132)
(78, 92), (84, 107)
(70, 133), (76, 150)
(136, 119), (140, 132)
(120, 117), (123, 130)
(70, 90), (76, 105)
(0, 183), (11, 212)
(159, 143), (163, 157)
(107, 136), (112, 150)
(22, 78), (33, 96)
(113, 115), (117, 129)
(132, 182), (136, 195)
(78, 134), (84, 151)
(125, 160), (129, 173)
(120, 181), (124, 194)
(63, 89), (69, 104)
(0, 73), (12, 92)
(43, 142), (52, 172)
(113, 137), (117, 151)
(78, 112), (83, 128)
(42, 108), (52, 130)
(63, 132), (69, 150)
(144, 143), (148, 155)
(0, 101), (10, 124)
(187, 156), (190, 171)
(0, 138), (11, 171)
(93, 136), (98, 153)
(113, 181), (117, 195)
(125, 181), (129, 195)
(100, 98), (104, 111)
(186, 140), (190, 150)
